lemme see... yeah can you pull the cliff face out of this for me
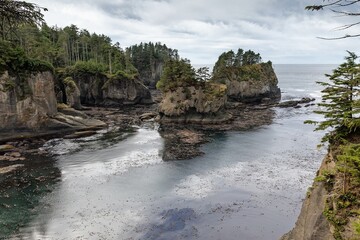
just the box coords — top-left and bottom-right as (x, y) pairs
(141, 61), (164, 89)
(281, 155), (335, 240)
(0, 71), (57, 131)
(73, 74), (105, 106)
(150, 62), (164, 88)
(0, 71), (105, 133)
(71, 73), (153, 106)
(64, 77), (82, 109)
(215, 62), (281, 103)
(102, 76), (153, 105)
(158, 84), (231, 124)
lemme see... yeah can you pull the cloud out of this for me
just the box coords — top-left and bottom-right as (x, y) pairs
(32, 0), (360, 64)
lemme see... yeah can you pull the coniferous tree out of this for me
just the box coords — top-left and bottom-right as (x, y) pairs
(0, 0), (47, 41)
(305, 51), (360, 142)
(156, 58), (197, 91)
(212, 48), (263, 82)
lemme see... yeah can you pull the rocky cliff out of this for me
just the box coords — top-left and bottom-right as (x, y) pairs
(140, 61), (164, 89)
(70, 72), (105, 106)
(281, 155), (335, 240)
(282, 137), (360, 240)
(0, 71), (57, 131)
(213, 62), (280, 103)
(0, 71), (105, 133)
(102, 73), (153, 105)
(68, 71), (153, 106)
(225, 62), (281, 103)
(158, 84), (231, 124)
(63, 77), (82, 109)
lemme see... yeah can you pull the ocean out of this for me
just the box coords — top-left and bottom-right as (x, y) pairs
(0, 64), (336, 240)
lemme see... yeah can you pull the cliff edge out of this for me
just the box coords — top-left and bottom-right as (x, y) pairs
(282, 134), (360, 240)
(281, 154), (335, 240)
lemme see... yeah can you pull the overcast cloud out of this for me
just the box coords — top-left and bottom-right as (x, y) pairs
(31, 0), (360, 64)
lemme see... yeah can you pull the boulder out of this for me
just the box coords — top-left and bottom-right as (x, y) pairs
(139, 112), (158, 121)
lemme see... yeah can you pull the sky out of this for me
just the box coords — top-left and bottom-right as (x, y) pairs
(31, 0), (360, 64)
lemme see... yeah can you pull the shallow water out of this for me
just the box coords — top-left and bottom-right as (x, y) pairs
(1, 64), (336, 240)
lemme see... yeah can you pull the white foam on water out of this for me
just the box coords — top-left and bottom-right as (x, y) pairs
(60, 126), (164, 183)
(173, 152), (321, 204)
(62, 148), (162, 183)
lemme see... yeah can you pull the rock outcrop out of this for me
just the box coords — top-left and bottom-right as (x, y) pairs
(102, 74), (153, 105)
(0, 71), (105, 134)
(141, 62), (164, 89)
(70, 72), (153, 106)
(282, 135), (360, 240)
(63, 77), (82, 109)
(277, 97), (316, 108)
(73, 73), (105, 106)
(158, 84), (231, 124)
(224, 62), (281, 103)
(0, 71), (57, 131)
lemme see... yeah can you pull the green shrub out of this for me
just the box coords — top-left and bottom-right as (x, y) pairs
(0, 40), (54, 75)
(156, 59), (197, 92)
(315, 170), (336, 191)
(0, 40), (54, 98)
(102, 70), (135, 90)
(63, 77), (77, 92)
(354, 219), (360, 236)
(65, 61), (107, 78)
(337, 144), (360, 187)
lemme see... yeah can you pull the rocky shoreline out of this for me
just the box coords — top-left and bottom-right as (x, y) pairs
(0, 100), (278, 172)
(0, 92), (318, 173)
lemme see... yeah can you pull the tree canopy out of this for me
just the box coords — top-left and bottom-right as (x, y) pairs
(0, 0), (47, 41)
(156, 59), (198, 91)
(305, 51), (360, 142)
(212, 48), (263, 83)
(126, 42), (179, 86)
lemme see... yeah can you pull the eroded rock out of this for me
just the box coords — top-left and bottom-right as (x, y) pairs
(221, 63), (281, 103)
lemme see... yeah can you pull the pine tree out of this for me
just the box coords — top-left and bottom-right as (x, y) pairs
(305, 51), (360, 142)
(0, 0), (47, 41)
(156, 58), (197, 91)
